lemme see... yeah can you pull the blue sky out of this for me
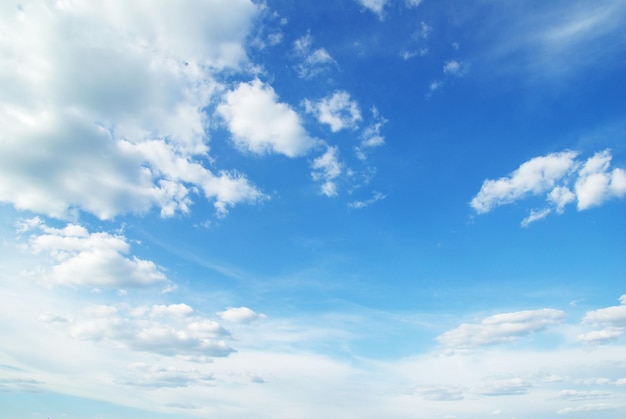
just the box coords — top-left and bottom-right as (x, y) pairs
(1, 0), (626, 418)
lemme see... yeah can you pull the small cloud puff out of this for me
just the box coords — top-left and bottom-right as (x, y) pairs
(304, 91), (362, 133)
(217, 307), (266, 324)
(292, 33), (335, 79)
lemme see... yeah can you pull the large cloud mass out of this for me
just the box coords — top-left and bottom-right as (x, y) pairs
(0, 0), (263, 220)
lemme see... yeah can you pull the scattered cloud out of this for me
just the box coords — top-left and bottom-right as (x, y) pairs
(311, 146), (343, 197)
(64, 303), (233, 358)
(559, 389), (611, 401)
(217, 79), (318, 157)
(443, 60), (467, 77)
(477, 377), (532, 396)
(218, 307), (266, 324)
(293, 33), (336, 79)
(304, 91), (362, 132)
(348, 191), (387, 209)
(410, 385), (464, 401)
(578, 295), (626, 344)
(19, 218), (169, 289)
(472, 149), (626, 224)
(355, 0), (389, 18)
(557, 403), (620, 415)
(437, 309), (565, 348)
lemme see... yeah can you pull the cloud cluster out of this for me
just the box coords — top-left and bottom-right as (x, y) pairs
(578, 295), (626, 344)
(43, 303), (234, 358)
(437, 309), (565, 348)
(0, 0), (264, 220)
(304, 91), (362, 133)
(471, 150), (626, 225)
(19, 218), (168, 289)
(292, 33), (335, 79)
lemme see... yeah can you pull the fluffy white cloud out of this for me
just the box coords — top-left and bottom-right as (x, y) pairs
(578, 295), (626, 344)
(575, 150), (626, 210)
(472, 149), (626, 224)
(471, 151), (578, 213)
(304, 91), (362, 132)
(311, 146), (343, 197)
(437, 309), (565, 348)
(20, 218), (168, 289)
(477, 377), (532, 396)
(217, 79), (317, 157)
(218, 307), (266, 324)
(0, 0), (264, 220)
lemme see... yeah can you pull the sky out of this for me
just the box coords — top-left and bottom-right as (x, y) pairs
(1, 0), (625, 418)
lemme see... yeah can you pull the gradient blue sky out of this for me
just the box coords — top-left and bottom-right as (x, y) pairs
(1, 1), (626, 418)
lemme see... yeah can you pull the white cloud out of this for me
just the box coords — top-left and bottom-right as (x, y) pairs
(410, 385), (464, 400)
(355, 0), (389, 18)
(473, 149), (626, 224)
(575, 150), (626, 210)
(437, 309), (565, 348)
(577, 296), (626, 344)
(443, 60), (467, 76)
(217, 79), (317, 157)
(304, 91), (362, 132)
(65, 303), (233, 358)
(471, 150), (578, 214)
(20, 218), (168, 289)
(218, 307), (266, 324)
(293, 34), (336, 79)
(406, 0), (423, 8)
(477, 377), (532, 396)
(557, 403), (620, 415)
(577, 328), (623, 344)
(559, 389), (610, 401)
(311, 146), (343, 197)
(348, 191), (387, 209)
(0, 0), (264, 220)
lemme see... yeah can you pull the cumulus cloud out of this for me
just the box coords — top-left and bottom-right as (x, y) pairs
(217, 307), (266, 324)
(304, 91), (362, 132)
(578, 295), (626, 344)
(0, 0), (263, 220)
(472, 149), (626, 225)
(575, 150), (626, 210)
(293, 33), (335, 79)
(217, 79), (317, 157)
(437, 309), (565, 348)
(311, 146), (343, 197)
(64, 303), (233, 358)
(20, 218), (168, 289)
